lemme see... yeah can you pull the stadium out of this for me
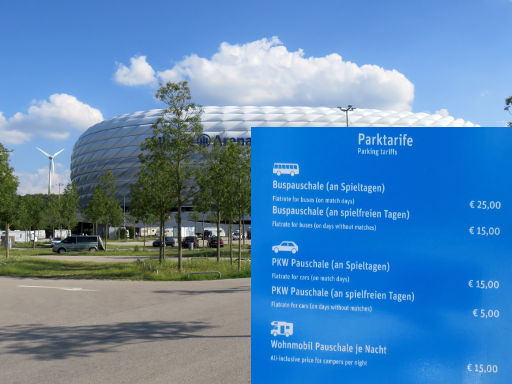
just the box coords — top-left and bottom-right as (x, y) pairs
(71, 106), (477, 209)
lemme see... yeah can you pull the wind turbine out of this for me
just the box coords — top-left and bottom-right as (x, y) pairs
(36, 147), (64, 194)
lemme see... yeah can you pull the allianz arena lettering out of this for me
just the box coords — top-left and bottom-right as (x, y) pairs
(198, 133), (251, 147)
(71, 106), (476, 207)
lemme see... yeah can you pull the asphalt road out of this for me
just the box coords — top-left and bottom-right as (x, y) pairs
(0, 277), (250, 384)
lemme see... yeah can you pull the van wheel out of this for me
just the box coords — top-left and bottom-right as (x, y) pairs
(58, 248), (66, 254)
(290, 172), (295, 176)
(276, 171), (281, 176)
(89, 247), (96, 253)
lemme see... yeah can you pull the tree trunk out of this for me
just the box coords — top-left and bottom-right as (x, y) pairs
(238, 214), (242, 272)
(216, 211), (221, 262)
(201, 216), (205, 252)
(159, 214), (164, 263)
(5, 223), (10, 258)
(242, 221), (246, 247)
(177, 206), (183, 271)
(105, 224), (109, 251)
(143, 220), (146, 251)
(229, 221), (233, 265)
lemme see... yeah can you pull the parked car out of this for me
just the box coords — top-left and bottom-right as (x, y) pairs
(52, 235), (104, 254)
(232, 231), (241, 240)
(208, 236), (224, 248)
(182, 236), (199, 249)
(152, 237), (175, 247)
(202, 230), (212, 240)
(50, 237), (62, 247)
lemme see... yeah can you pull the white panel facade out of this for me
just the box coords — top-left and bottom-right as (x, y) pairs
(71, 106), (477, 206)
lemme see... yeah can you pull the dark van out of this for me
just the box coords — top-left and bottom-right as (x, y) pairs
(52, 235), (105, 254)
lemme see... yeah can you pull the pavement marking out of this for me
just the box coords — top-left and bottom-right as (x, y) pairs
(18, 285), (97, 292)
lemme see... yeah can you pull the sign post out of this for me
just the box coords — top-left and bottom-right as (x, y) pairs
(252, 127), (512, 383)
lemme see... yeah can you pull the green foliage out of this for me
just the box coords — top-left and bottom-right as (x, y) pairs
(195, 142), (227, 261)
(506, 96), (512, 127)
(15, 194), (48, 247)
(15, 195), (42, 230)
(0, 144), (19, 223)
(195, 141), (251, 266)
(85, 171), (123, 248)
(41, 194), (62, 232)
(129, 176), (159, 227)
(60, 183), (79, 232)
(138, 81), (203, 267)
(0, 143), (19, 257)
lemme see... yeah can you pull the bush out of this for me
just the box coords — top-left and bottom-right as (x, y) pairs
(120, 228), (127, 240)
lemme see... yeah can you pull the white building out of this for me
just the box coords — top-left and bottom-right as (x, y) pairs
(71, 106), (476, 209)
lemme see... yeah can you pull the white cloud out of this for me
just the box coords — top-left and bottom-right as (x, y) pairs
(0, 94), (103, 144)
(146, 37), (414, 110)
(0, 112), (31, 144)
(435, 108), (450, 117)
(16, 166), (70, 195)
(114, 55), (157, 86)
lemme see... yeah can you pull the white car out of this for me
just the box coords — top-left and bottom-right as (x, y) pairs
(272, 241), (298, 254)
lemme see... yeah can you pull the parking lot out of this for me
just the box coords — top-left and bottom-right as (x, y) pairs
(0, 277), (250, 384)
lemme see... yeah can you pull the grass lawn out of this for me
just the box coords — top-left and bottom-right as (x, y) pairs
(0, 256), (250, 281)
(7, 247), (250, 258)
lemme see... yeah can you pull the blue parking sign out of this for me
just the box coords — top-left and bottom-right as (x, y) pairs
(251, 126), (512, 383)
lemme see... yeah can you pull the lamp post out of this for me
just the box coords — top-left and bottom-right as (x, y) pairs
(337, 105), (356, 127)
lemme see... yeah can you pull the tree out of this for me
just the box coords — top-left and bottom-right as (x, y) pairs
(139, 81), (203, 269)
(61, 183), (79, 235)
(195, 142), (228, 262)
(130, 178), (158, 251)
(505, 96), (512, 127)
(218, 142), (243, 265)
(85, 186), (103, 236)
(15, 196), (33, 243)
(42, 195), (62, 237)
(0, 143), (19, 258)
(189, 210), (201, 247)
(85, 171), (123, 250)
(15, 194), (46, 247)
(232, 144), (251, 271)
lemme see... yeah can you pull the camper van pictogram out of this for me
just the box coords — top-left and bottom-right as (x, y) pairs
(271, 321), (294, 337)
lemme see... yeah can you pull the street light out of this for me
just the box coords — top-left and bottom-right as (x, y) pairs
(337, 105), (356, 127)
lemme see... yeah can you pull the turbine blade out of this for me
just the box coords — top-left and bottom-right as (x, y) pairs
(51, 158), (55, 174)
(52, 148), (64, 158)
(36, 147), (51, 158)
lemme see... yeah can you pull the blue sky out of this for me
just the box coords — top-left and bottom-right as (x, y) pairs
(1, 0), (511, 193)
